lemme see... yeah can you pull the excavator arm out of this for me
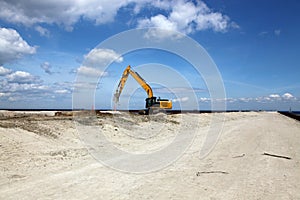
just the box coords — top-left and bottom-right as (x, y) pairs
(114, 65), (153, 104)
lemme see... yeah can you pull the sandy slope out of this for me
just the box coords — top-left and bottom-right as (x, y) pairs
(0, 111), (299, 199)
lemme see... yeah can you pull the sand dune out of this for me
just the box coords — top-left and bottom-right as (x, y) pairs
(0, 111), (299, 199)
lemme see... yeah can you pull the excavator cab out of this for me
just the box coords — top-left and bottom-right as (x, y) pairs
(145, 97), (157, 108)
(145, 97), (172, 109)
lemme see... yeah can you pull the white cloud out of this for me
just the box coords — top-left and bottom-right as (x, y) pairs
(6, 71), (40, 84)
(0, 66), (12, 76)
(73, 81), (101, 90)
(77, 66), (108, 77)
(84, 48), (123, 67)
(0, 0), (133, 30)
(154, 87), (205, 93)
(138, 14), (177, 32)
(269, 94), (280, 98)
(0, 68), (75, 104)
(55, 89), (70, 94)
(0, 76), (49, 100)
(7, 83), (47, 92)
(0, 28), (36, 64)
(170, 1), (199, 32)
(224, 93), (298, 104)
(282, 93), (294, 100)
(199, 97), (210, 102)
(173, 96), (189, 102)
(195, 12), (230, 32)
(35, 26), (50, 37)
(138, 15), (182, 39)
(40, 62), (53, 75)
(143, 28), (183, 40)
(238, 97), (252, 102)
(137, 0), (235, 39)
(0, 81), (49, 102)
(0, 92), (9, 97)
(0, 1), (236, 37)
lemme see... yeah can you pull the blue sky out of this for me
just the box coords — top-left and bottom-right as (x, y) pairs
(0, 0), (299, 111)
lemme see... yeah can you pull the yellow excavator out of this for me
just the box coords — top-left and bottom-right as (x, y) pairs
(114, 65), (172, 114)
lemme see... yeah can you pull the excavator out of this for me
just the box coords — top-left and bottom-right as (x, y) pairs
(114, 65), (172, 114)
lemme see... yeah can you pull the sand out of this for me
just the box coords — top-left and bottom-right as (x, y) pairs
(0, 111), (299, 199)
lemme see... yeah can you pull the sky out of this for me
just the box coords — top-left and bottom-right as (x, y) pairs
(0, 0), (299, 111)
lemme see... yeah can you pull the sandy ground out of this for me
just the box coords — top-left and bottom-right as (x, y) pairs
(0, 111), (299, 199)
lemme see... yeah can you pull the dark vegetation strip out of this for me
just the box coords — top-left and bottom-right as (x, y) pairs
(278, 111), (300, 121)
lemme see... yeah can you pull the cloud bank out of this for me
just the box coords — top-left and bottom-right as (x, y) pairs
(0, 0), (236, 34)
(0, 28), (36, 64)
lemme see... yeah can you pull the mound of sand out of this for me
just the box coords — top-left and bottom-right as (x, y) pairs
(0, 111), (299, 199)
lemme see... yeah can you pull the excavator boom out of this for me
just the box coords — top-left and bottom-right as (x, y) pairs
(114, 65), (153, 103)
